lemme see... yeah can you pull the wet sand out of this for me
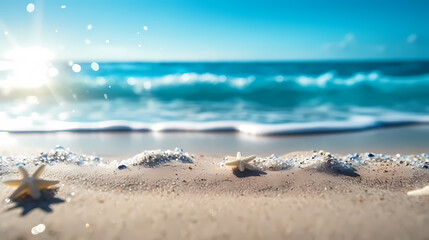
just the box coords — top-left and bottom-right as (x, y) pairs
(1, 124), (429, 157)
(1, 153), (428, 240)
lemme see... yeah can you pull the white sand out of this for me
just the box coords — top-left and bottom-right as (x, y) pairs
(1, 153), (429, 240)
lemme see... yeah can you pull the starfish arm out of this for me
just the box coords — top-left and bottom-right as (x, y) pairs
(225, 160), (239, 166)
(35, 179), (59, 189)
(236, 152), (242, 159)
(18, 166), (29, 178)
(238, 161), (245, 172)
(242, 155), (256, 162)
(3, 180), (23, 187)
(27, 181), (41, 199)
(32, 164), (46, 179)
(9, 183), (28, 200)
(243, 162), (258, 171)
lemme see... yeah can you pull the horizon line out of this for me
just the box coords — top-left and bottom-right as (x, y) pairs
(57, 58), (429, 63)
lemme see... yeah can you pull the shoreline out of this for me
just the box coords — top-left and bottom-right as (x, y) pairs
(1, 124), (429, 157)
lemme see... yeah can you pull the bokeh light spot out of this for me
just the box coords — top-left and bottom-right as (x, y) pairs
(72, 64), (81, 73)
(91, 62), (99, 71)
(26, 3), (35, 13)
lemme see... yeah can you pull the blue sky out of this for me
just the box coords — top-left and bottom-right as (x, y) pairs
(0, 0), (427, 61)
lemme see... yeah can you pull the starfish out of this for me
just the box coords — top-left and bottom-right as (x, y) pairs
(225, 152), (258, 172)
(407, 185), (429, 197)
(3, 165), (59, 200)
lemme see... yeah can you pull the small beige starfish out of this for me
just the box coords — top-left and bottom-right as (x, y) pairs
(407, 185), (429, 197)
(225, 152), (257, 172)
(3, 165), (59, 200)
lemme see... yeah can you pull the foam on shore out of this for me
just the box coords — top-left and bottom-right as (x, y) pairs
(1, 114), (429, 135)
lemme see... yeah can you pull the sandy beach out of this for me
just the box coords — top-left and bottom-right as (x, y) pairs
(1, 150), (428, 240)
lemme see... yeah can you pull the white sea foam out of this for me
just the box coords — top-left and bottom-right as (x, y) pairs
(0, 114), (429, 135)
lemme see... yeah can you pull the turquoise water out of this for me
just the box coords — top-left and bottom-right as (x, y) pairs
(0, 61), (428, 134)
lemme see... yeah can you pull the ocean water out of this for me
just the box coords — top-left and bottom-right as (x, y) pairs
(0, 61), (428, 134)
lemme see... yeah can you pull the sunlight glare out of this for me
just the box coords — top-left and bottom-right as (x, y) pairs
(0, 60), (12, 71)
(5, 46), (55, 87)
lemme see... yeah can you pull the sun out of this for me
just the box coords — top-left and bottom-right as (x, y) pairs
(4, 46), (57, 88)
